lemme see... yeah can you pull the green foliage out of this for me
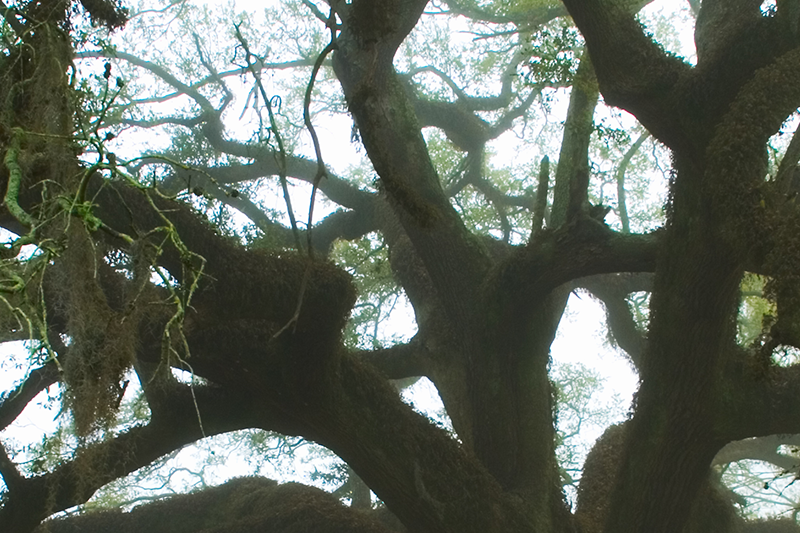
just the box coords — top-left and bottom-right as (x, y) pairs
(738, 274), (774, 346)
(552, 362), (624, 491)
(521, 20), (582, 88)
(331, 235), (407, 350)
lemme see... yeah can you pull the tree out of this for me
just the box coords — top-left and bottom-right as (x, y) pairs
(2, 0), (800, 532)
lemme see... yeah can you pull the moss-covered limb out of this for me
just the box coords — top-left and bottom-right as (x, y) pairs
(578, 273), (649, 367)
(83, 174), (355, 343)
(0, 0), (26, 38)
(291, 356), (538, 533)
(0, 384), (257, 533)
(498, 221), (658, 312)
(179, 322), (543, 532)
(351, 334), (431, 380)
(577, 423), (752, 533)
(717, 360), (800, 443)
(774, 125), (800, 191)
(0, 233), (37, 260)
(560, 0), (692, 149)
(705, 47), (800, 245)
(124, 204), (206, 374)
(3, 130), (35, 229)
(601, 161), (745, 533)
(39, 477), (393, 533)
(694, 0), (782, 68)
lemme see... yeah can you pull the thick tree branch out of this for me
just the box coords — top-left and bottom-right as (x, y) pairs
(560, 0), (692, 150)
(720, 362), (800, 443)
(498, 222), (659, 314)
(713, 434), (800, 473)
(353, 335), (431, 380)
(0, 385), (257, 533)
(413, 98), (491, 152)
(577, 273), (651, 367)
(264, 355), (536, 533)
(442, 0), (566, 28)
(0, 0), (26, 38)
(334, 0), (494, 324)
(154, 163), (378, 252)
(549, 51), (598, 228)
(0, 360), (60, 432)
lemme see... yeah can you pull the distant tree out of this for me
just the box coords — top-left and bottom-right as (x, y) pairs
(1, 0), (800, 532)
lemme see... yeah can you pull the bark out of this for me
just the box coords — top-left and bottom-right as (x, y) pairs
(6, 2), (800, 533)
(559, 1), (800, 532)
(35, 477), (394, 533)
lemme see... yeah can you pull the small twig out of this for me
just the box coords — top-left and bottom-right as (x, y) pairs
(192, 33), (233, 110)
(303, 38), (337, 255)
(234, 24), (303, 252)
(616, 131), (648, 233)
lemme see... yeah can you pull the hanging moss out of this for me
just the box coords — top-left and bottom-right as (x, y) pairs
(51, 224), (136, 436)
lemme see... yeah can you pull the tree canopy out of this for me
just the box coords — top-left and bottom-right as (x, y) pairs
(2, 0), (800, 532)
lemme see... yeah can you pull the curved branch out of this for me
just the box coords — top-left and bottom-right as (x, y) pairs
(88, 50), (215, 111)
(577, 273), (651, 367)
(721, 362), (800, 443)
(120, 59), (319, 107)
(488, 85), (542, 138)
(334, 0), (494, 323)
(775, 122), (800, 193)
(408, 65), (467, 100)
(412, 97), (490, 152)
(0, 361), (60, 432)
(560, 0), (692, 150)
(713, 434), (800, 472)
(0, 385), (258, 533)
(500, 222), (659, 312)
(154, 156), (374, 211)
(353, 334), (431, 380)
(120, 116), (202, 129)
